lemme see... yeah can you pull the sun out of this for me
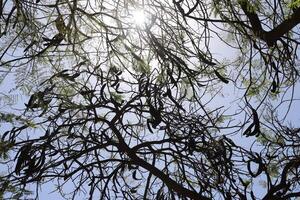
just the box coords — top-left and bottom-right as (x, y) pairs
(131, 9), (146, 27)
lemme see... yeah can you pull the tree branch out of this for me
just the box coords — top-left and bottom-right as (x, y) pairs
(238, 0), (300, 46)
(108, 122), (210, 200)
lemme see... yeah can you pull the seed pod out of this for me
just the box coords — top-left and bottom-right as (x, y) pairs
(214, 70), (229, 84)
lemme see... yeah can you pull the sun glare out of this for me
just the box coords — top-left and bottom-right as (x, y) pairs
(131, 9), (146, 27)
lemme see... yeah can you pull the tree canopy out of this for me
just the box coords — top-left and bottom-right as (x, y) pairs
(1, 0), (300, 199)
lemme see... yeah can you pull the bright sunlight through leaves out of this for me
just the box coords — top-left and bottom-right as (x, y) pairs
(131, 9), (147, 27)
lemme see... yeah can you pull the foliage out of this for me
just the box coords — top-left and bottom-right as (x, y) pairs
(289, 0), (300, 8)
(0, 0), (300, 199)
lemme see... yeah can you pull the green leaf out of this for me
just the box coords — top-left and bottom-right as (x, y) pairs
(288, 0), (300, 8)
